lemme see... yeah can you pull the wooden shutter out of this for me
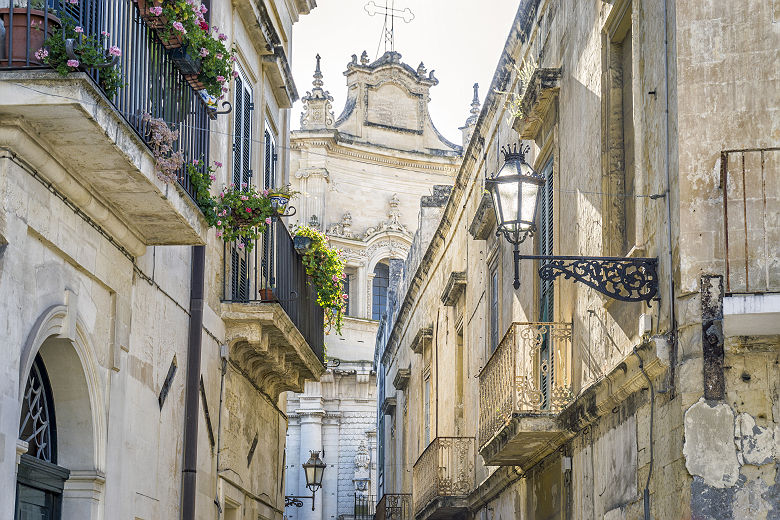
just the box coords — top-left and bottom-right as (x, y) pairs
(232, 70), (253, 188)
(538, 157), (554, 408)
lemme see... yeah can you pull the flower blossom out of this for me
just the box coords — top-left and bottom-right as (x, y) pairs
(67, 59), (80, 68)
(199, 47), (209, 57)
(265, 217), (272, 224)
(108, 46), (121, 57)
(209, 174), (216, 181)
(217, 220), (222, 226)
(150, 6), (163, 15)
(245, 208), (252, 213)
(74, 26), (84, 33)
(200, 4), (208, 13)
(101, 30), (110, 37)
(216, 75), (226, 83)
(67, 0), (78, 4)
(214, 161), (222, 167)
(237, 242), (245, 249)
(199, 20), (209, 31)
(172, 21), (186, 33)
(240, 195), (248, 201)
(240, 182), (247, 188)
(216, 53), (223, 60)
(218, 33), (227, 41)
(232, 70), (239, 78)
(34, 48), (48, 61)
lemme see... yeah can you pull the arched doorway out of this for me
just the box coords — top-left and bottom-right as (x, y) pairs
(16, 353), (70, 519)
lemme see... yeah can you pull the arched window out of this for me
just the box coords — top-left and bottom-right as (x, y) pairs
(16, 354), (68, 520)
(372, 262), (390, 320)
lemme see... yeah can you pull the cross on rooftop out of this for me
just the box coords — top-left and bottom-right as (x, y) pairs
(364, 0), (415, 56)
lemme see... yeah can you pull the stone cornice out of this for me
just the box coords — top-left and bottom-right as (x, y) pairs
(290, 132), (460, 173)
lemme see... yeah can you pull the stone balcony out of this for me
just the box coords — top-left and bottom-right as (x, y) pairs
(412, 437), (475, 520)
(478, 322), (575, 467)
(221, 220), (325, 398)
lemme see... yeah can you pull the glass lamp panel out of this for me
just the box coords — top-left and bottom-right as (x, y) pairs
(519, 178), (542, 229)
(496, 179), (519, 230)
(313, 464), (325, 486)
(304, 464), (316, 487)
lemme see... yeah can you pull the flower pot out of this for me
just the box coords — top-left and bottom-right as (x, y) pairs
(258, 288), (274, 301)
(183, 73), (206, 92)
(0, 9), (61, 67)
(170, 45), (201, 75)
(269, 192), (290, 212)
(134, 0), (184, 49)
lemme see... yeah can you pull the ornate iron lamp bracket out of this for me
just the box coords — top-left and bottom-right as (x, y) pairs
(516, 254), (659, 302)
(285, 493), (316, 510)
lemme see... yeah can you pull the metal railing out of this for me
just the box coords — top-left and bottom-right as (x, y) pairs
(221, 219), (324, 362)
(376, 493), (412, 520)
(0, 0), (210, 199)
(412, 437), (475, 515)
(354, 494), (376, 520)
(478, 322), (573, 448)
(721, 147), (780, 294)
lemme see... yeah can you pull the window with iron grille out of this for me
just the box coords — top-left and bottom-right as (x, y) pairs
(263, 123), (277, 190)
(538, 156), (554, 408)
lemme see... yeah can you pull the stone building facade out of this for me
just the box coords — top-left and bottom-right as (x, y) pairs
(0, 1), (324, 519)
(284, 52), (464, 520)
(376, 1), (779, 520)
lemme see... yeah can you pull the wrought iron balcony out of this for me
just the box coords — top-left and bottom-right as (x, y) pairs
(376, 493), (412, 520)
(478, 322), (574, 466)
(354, 493), (376, 520)
(412, 437), (475, 520)
(221, 219), (325, 397)
(0, 0), (210, 250)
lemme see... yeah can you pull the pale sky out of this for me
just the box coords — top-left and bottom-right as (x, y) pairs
(291, 0), (520, 144)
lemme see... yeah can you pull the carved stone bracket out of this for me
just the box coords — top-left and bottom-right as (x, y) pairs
(511, 68), (562, 139)
(440, 271), (467, 306)
(393, 367), (411, 391)
(222, 303), (325, 399)
(409, 325), (433, 354)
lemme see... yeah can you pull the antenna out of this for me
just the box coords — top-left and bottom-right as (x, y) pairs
(364, 0), (414, 56)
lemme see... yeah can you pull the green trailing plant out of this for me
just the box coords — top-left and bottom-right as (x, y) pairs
(293, 225), (347, 335)
(38, 14), (124, 97)
(495, 55), (538, 122)
(143, 0), (236, 97)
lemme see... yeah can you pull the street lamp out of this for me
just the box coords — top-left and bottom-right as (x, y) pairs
(285, 450), (326, 510)
(487, 144), (659, 302)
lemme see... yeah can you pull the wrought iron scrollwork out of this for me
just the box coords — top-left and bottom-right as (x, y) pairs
(517, 254), (659, 302)
(285, 497), (304, 508)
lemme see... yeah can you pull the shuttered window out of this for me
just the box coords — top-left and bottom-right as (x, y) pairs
(538, 157), (554, 408)
(263, 124), (277, 190)
(489, 265), (499, 353)
(232, 68), (253, 188)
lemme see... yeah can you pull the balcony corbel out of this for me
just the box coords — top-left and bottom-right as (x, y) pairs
(511, 68), (562, 140)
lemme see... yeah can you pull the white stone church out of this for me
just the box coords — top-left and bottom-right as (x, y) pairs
(284, 50), (478, 519)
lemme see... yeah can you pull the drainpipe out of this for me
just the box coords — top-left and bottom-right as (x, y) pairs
(182, 245), (206, 519)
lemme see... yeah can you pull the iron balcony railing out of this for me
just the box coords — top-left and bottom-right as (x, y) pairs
(354, 494), (376, 520)
(0, 0), (210, 199)
(721, 147), (780, 294)
(376, 493), (412, 520)
(221, 218), (324, 362)
(478, 322), (573, 448)
(412, 437), (475, 515)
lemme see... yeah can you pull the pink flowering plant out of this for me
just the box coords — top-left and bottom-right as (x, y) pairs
(39, 15), (123, 96)
(142, 114), (185, 182)
(293, 225), (347, 334)
(187, 160), (281, 245)
(142, 0), (235, 97)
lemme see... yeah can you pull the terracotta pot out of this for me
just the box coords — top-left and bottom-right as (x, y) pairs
(183, 73), (206, 92)
(0, 9), (61, 68)
(134, 0), (184, 49)
(258, 288), (274, 301)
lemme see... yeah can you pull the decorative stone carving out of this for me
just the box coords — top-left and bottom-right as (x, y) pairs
(327, 212), (355, 238)
(300, 54), (335, 130)
(308, 214), (320, 230)
(362, 194), (410, 239)
(353, 438), (371, 498)
(360, 50), (369, 65)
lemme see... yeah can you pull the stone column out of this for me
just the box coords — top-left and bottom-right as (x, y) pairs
(298, 408), (324, 520)
(322, 413), (340, 519)
(366, 273), (375, 320)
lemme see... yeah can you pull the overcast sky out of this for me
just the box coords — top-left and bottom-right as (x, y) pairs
(291, 0), (520, 144)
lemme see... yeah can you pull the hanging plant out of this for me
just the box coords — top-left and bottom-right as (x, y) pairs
(187, 160), (291, 246)
(142, 113), (185, 183)
(136, 0), (236, 98)
(38, 14), (124, 97)
(293, 225), (347, 335)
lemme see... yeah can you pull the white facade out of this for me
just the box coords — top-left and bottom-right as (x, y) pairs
(284, 51), (469, 519)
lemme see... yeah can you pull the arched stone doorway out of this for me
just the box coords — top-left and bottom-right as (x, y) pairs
(16, 318), (104, 520)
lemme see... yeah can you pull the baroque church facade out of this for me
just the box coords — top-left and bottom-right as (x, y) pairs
(284, 51), (473, 520)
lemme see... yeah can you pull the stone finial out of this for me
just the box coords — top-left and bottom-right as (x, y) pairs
(416, 62), (427, 76)
(388, 194), (401, 225)
(360, 50), (369, 65)
(350, 53), (358, 66)
(309, 214), (320, 229)
(459, 82), (481, 147)
(300, 54), (335, 130)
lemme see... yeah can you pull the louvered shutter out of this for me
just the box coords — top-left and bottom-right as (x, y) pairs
(538, 157), (554, 408)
